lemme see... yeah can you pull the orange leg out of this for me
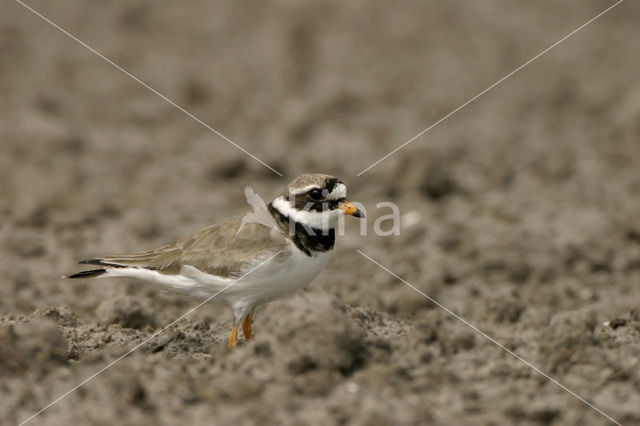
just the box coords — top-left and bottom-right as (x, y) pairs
(242, 313), (252, 341)
(227, 324), (238, 348)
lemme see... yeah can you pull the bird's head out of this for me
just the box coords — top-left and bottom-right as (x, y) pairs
(271, 173), (364, 230)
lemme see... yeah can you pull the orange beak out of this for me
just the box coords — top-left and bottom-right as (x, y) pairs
(339, 200), (365, 218)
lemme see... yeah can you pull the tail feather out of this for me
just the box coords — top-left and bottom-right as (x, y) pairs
(66, 257), (156, 279)
(65, 269), (107, 279)
(79, 258), (130, 267)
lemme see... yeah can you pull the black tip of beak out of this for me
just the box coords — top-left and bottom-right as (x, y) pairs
(353, 209), (365, 218)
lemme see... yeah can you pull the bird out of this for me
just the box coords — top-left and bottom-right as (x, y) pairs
(65, 173), (364, 347)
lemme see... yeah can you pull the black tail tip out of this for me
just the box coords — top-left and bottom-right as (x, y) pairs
(65, 269), (107, 279)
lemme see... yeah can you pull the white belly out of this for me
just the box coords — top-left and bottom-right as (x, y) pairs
(222, 242), (332, 309)
(104, 241), (332, 317)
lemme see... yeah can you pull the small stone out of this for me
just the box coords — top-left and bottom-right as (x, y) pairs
(608, 318), (627, 329)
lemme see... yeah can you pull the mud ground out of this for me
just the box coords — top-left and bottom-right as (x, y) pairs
(2, 1), (640, 425)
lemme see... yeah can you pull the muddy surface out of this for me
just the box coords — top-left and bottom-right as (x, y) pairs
(2, 1), (640, 425)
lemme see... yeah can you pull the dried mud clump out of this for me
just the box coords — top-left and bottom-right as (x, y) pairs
(0, 319), (68, 375)
(95, 297), (157, 330)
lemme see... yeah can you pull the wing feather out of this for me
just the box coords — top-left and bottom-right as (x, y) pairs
(80, 214), (286, 277)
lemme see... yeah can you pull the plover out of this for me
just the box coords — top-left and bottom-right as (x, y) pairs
(66, 174), (364, 347)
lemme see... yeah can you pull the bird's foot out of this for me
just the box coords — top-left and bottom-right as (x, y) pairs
(242, 313), (252, 341)
(227, 324), (238, 348)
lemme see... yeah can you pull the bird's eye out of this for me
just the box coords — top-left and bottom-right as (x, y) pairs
(308, 188), (323, 201)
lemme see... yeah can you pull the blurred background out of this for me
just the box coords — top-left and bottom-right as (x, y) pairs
(1, 0), (639, 424)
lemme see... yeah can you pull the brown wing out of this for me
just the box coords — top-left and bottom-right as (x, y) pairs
(79, 214), (287, 277)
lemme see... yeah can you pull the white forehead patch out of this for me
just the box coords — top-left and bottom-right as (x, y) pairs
(326, 183), (347, 200)
(288, 182), (347, 200)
